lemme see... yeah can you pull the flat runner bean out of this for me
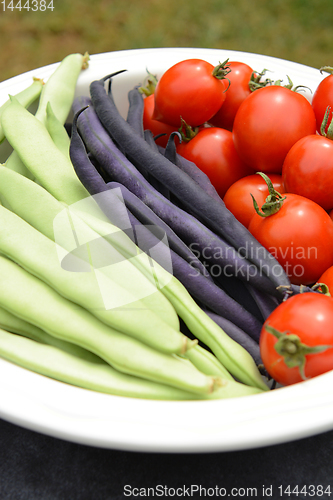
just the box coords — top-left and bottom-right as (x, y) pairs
(0, 166), (181, 332)
(0, 202), (190, 354)
(46, 102), (70, 158)
(0, 329), (263, 400)
(3, 53), (88, 179)
(0, 255), (220, 395)
(35, 52), (89, 126)
(0, 77), (44, 143)
(1, 97), (89, 204)
(4, 303), (238, 391)
(0, 305), (102, 363)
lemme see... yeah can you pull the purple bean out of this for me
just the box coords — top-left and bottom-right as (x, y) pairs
(244, 283), (280, 321)
(107, 180), (213, 280)
(143, 129), (170, 199)
(162, 133), (224, 204)
(126, 86), (144, 138)
(89, 74), (291, 295)
(202, 309), (262, 365)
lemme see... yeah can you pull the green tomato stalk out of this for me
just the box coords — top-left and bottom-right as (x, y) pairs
(138, 69), (159, 97)
(251, 172), (287, 217)
(265, 322), (332, 381)
(320, 105), (333, 139)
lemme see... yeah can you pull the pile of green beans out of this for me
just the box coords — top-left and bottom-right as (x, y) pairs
(0, 52), (269, 399)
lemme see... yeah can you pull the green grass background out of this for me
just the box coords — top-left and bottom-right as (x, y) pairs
(0, 0), (332, 82)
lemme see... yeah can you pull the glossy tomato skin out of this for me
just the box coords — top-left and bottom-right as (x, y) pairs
(311, 73), (333, 133)
(142, 94), (177, 148)
(153, 59), (228, 128)
(209, 61), (254, 131)
(233, 86), (317, 174)
(260, 293), (333, 385)
(177, 127), (253, 198)
(223, 174), (285, 228)
(282, 134), (333, 212)
(248, 193), (333, 285)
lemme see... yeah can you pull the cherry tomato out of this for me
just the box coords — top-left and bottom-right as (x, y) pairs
(153, 59), (229, 128)
(209, 61), (254, 131)
(223, 174), (285, 228)
(317, 266), (333, 295)
(282, 134), (333, 212)
(248, 193), (333, 285)
(177, 127), (253, 198)
(233, 85), (317, 173)
(260, 293), (333, 386)
(142, 94), (177, 148)
(311, 68), (333, 133)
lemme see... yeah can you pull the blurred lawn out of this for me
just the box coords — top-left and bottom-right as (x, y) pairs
(0, 0), (332, 81)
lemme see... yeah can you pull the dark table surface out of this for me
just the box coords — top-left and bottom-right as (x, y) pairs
(1, 417), (332, 500)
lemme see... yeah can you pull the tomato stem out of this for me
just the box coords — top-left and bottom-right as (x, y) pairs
(275, 75), (312, 94)
(320, 106), (333, 139)
(248, 68), (272, 91)
(320, 66), (333, 76)
(251, 172), (286, 217)
(212, 59), (231, 90)
(178, 117), (199, 142)
(248, 72), (310, 93)
(312, 282), (331, 296)
(138, 69), (158, 97)
(265, 322), (332, 380)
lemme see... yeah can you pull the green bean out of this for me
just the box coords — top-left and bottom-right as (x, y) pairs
(0, 165), (75, 240)
(4, 151), (35, 179)
(1, 227), (229, 378)
(0, 202), (193, 354)
(3, 53), (87, 179)
(0, 77), (44, 143)
(0, 166), (181, 333)
(0, 328), (196, 400)
(0, 305), (102, 363)
(45, 102), (70, 158)
(0, 255), (221, 395)
(0, 328), (263, 400)
(1, 97), (89, 204)
(34, 52), (89, 126)
(0, 167), (180, 333)
(183, 345), (234, 380)
(1, 54), (91, 204)
(0, 289), (259, 397)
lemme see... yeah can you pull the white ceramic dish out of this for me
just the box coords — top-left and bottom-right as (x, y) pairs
(0, 48), (332, 453)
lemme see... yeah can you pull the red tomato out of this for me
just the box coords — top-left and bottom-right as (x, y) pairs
(142, 94), (177, 148)
(209, 61), (254, 131)
(317, 266), (333, 295)
(177, 127), (253, 198)
(233, 85), (317, 173)
(282, 134), (333, 212)
(153, 59), (229, 128)
(248, 193), (333, 285)
(223, 174), (285, 228)
(260, 293), (333, 385)
(311, 68), (333, 133)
